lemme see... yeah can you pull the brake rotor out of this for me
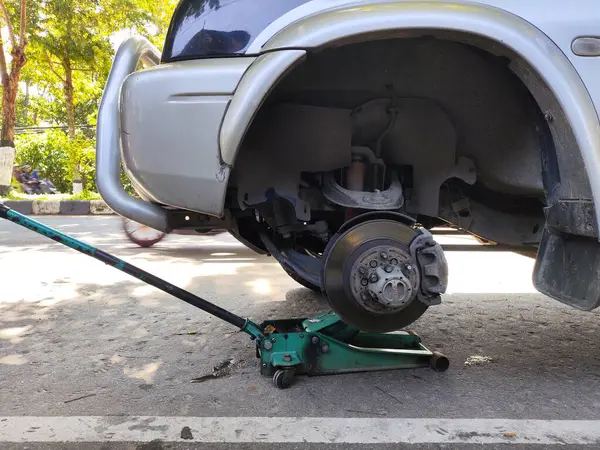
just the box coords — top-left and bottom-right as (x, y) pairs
(323, 219), (428, 332)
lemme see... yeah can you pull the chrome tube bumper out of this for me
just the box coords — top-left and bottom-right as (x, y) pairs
(96, 36), (170, 232)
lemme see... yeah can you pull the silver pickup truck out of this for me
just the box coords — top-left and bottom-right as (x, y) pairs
(97, 0), (600, 332)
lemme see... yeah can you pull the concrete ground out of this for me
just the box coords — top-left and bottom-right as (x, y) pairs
(1, 216), (600, 449)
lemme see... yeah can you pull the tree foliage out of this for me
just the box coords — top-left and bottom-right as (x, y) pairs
(0, 0), (42, 143)
(29, 0), (176, 139)
(3, 0), (178, 191)
(15, 131), (72, 193)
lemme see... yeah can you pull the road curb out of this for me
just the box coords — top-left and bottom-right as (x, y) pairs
(60, 200), (91, 215)
(3, 200), (33, 215)
(90, 199), (114, 215)
(0, 199), (115, 215)
(32, 199), (60, 215)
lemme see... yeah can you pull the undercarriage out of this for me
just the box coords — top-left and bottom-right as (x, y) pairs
(219, 38), (549, 331)
(97, 6), (600, 333)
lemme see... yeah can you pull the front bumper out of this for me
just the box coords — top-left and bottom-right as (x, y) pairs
(96, 37), (170, 231)
(96, 36), (254, 231)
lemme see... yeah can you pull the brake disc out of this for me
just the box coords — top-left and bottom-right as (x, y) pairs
(323, 219), (430, 332)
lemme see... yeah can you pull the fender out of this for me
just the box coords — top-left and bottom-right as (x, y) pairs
(220, 50), (306, 168)
(219, 1), (600, 234)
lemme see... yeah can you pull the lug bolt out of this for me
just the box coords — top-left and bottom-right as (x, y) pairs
(311, 336), (320, 345)
(390, 258), (398, 265)
(264, 341), (273, 350)
(405, 264), (413, 271)
(361, 278), (368, 286)
(370, 273), (379, 283)
(369, 260), (378, 268)
(361, 293), (368, 301)
(380, 252), (388, 259)
(321, 344), (330, 353)
(384, 265), (393, 273)
(358, 266), (367, 275)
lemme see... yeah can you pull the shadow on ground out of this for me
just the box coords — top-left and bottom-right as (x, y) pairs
(2, 265), (600, 419)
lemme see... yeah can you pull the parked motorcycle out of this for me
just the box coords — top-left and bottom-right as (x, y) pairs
(22, 179), (58, 195)
(16, 165), (58, 195)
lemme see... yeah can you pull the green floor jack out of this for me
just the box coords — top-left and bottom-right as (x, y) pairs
(0, 204), (449, 389)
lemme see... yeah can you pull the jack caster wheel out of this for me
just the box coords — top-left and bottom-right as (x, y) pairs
(273, 369), (295, 389)
(430, 351), (450, 372)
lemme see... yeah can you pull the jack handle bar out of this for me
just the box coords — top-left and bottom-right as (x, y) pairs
(0, 204), (264, 341)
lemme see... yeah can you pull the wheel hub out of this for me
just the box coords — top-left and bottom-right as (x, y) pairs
(322, 216), (448, 332)
(350, 245), (419, 313)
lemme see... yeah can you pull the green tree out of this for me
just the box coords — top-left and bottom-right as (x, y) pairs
(0, 0), (28, 144)
(26, 0), (176, 187)
(136, 0), (180, 47)
(0, 0), (42, 195)
(31, 0), (177, 139)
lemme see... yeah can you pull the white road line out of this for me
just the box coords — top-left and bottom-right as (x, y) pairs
(1, 417), (600, 444)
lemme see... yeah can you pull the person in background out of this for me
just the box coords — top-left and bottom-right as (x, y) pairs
(11, 164), (23, 193)
(22, 165), (37, 184)
(15, 165), (58, 194)
(18, 165), (39, 194)
(12, 164), (21, 182)
(20, 165), (33, 181)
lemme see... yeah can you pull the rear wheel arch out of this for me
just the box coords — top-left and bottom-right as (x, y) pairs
(221, 3), (600, 234)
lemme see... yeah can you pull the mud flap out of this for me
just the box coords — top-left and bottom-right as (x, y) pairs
(533, 228), (600, 310)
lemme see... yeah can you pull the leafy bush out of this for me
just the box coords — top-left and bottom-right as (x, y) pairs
(3, 190), (28, 200)
(0, 191), (103, 201)
(14, 130), (97, 193)
(120, 165), (135, 195)
(64, 133), (97, 193)
(67, 190), (102, 201)
(15, 131), (71, 193)
(13, 130), (137, 196)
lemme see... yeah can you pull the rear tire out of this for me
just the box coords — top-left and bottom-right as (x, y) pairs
(122, 218), (167, 248)
(281, 264), (321, 292)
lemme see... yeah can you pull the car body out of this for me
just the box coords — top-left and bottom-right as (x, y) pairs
(97, 0), (600, 331)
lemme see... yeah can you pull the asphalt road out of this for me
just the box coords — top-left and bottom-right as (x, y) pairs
(1, 216), (600, 449)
